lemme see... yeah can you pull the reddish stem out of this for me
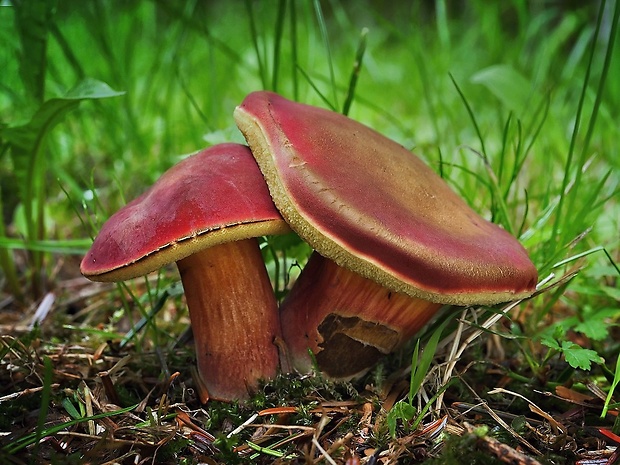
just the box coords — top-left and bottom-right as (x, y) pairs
(280, 252), (442, 378)
(177, 238), (281, 401)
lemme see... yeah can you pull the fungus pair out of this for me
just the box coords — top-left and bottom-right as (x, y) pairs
(80, 144), (290, 401)
(81, 92), (537, 401)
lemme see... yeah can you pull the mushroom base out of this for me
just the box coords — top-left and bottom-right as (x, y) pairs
(280, 252), (442, 379)
(177, 238), (281, 402)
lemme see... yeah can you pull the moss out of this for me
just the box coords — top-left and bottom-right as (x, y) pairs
(423, 432), (506, 465)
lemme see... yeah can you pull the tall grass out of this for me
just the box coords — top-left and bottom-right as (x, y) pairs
(0, 0), (618, 389)
(1, 2), (619, 463)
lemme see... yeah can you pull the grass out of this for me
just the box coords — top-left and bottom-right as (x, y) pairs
(0, 0), (619, 463)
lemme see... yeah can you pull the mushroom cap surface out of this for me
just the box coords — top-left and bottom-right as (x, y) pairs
(81, 143), (290, 282)
(234, 91), (538, 305)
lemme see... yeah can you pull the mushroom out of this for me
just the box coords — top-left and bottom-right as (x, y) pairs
(234, 91), (538, 378)
(80, 143), (290, 401)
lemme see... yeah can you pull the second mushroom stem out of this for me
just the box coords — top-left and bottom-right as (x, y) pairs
(176, 238), (282, 402)
(279, 252), (443, 379)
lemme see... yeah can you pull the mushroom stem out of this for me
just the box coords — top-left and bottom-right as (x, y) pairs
(280, 252), (442, 379)
(177, 238), (281, 401)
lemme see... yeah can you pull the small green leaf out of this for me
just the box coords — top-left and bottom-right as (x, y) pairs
(540, 336), (560, 351)
(541, 332), (604, 371)
(62, 398), (82, 420)
(552, 324), (566, 340)
(560, 341), (603, 370)
(64, 78), (126, 100)
(387, 400), (416, 438)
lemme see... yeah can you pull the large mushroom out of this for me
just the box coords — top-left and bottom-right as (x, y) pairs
(80, 143), (290, 401)
(234, 91), (538, 378)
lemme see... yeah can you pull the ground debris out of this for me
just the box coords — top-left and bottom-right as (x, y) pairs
(1, 286), (619, 464)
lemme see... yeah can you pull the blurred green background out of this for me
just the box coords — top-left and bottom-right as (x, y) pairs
(0, 0), (618, 323)
(1, 3), (619, 461)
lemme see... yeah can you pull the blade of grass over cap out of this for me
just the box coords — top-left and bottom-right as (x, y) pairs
(342, 27), (368, 116)
(313, 0), (338, 109)
(271, 0), (287, 92)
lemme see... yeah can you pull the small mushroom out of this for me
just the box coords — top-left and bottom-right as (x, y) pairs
(234, 91), (538, 378)
(80, 143), (290, 401)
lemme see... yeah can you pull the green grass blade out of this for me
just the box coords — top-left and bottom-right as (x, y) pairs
(32, 356), (54, 457)
(272, 0), (287, 92)
(246, 440), (292, 458)
(342, 28), (368, 116)
(0, 78), (123, 294)
(313, 0), (338, 109)
(497, 112), (513, 188)
(296, 65), (336, 111)
(61, 397), (82, 421)
(470, 147), (515, 234)
(435, 0), (450, 48)
(409, 320), (448, 404)
(245, 0), (267, 89)
(409, 380), (454, 432)
(5, 402), (139, 455)
(13, 0), (54, 104)
(510, 94), (550, 193)
(0, 188), (22, 302)
(550, 0), (615, 257)
(119, 283), (183, 349)
(516, 188), (531, 238)
(450, 74), (516, 230)
(602, 353), (620, 418)
(552, 246), (620, 276)
(2, 80), (123, 237)
(49, 22), (85, 81)
(565, 0), (619, 229)
(407, 340), (421, 404)
(289, 0), (299, 100)
(0, 237), (92, 254)
(450, 73), (487, 157)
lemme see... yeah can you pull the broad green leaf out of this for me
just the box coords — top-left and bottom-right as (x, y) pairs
(2, 99), (79, 152)
(471, 64), (540, 118)
(0, 79), (124, 242)
(3, 78), (125, 152)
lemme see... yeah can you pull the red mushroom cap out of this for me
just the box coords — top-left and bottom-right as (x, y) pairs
(81, 143), (290, 282)
(234, 91), (538, 305)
